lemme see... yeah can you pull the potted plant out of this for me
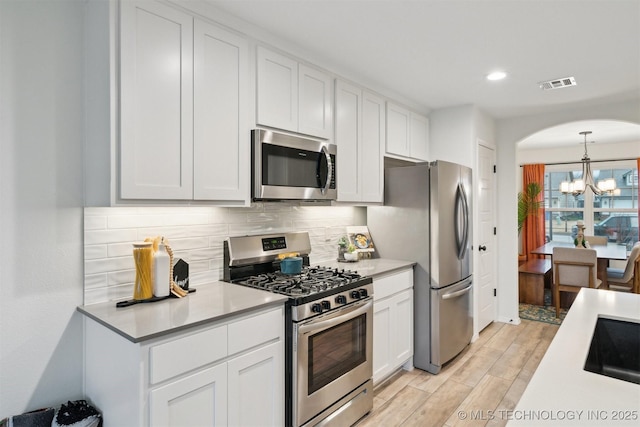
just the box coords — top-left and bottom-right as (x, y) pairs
(518, 182), (542, 235)
(344, 244), (358, 261)
(337, 236), (349, 261)
(517, 182), (543, 263)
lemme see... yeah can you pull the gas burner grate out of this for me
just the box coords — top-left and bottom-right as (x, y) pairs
(235, 266), (362, 297)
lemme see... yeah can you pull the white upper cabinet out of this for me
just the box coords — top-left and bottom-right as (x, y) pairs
(335, 80), (384, 203)
(410, 112), (430, 161)
(117, 1), (249, 204)
(257, 46), (333, 139)
(120, 0), (194, 199)
(257, 47), (298, 132)
(298, 64), (333, 139)
(193, 19), (249, 202)
(385, 102), (429, 162)
(361, 91), (385, 202)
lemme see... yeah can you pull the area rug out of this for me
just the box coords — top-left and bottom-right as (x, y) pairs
(519, 289), (567, 325)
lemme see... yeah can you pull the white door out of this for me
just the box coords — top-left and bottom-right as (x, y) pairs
(361, 91), (385, 203)
(120, 0), (193, 199)
(477, 142), (497, 331)
(149, 363), (227, 426)
(193, 19), (249, 202)
(298, 64), (333, 139)
(256, 47), (298, 132)
(409, 112), (429, 161)
(372, 297), (392, 383)
(392, 289), (413, 366)
(335, 80), (361, 201)
(227, 342), (284, 426)
(385, 102), (410, 157)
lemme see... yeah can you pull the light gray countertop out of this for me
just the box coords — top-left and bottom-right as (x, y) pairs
(77, 282), (288, 343)
(320, 257), (415, 277)
(77, 258), (414, 344)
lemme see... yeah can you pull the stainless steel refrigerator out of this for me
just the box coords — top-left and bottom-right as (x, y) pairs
(367, 161), (473, 374)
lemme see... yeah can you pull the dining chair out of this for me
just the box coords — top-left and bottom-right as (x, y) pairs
(552, 247), (601, 318)
(607, 242), (640, 294)
(584, 235), (608, 246)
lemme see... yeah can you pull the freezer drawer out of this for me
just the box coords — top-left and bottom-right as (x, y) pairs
(430, 277), (473, 368)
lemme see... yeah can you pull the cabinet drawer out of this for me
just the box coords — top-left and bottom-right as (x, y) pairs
(374, 269), (413, 301)
(228, 307), (282, 355)
(150, 324), (227, 384)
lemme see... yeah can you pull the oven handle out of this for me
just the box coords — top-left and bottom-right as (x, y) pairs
(298, 299), (372, 335)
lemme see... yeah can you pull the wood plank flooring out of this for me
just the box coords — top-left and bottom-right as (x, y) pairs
(356, 319), (559, 427)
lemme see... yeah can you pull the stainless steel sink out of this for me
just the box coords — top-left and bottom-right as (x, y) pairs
(584, 316), (640, 384)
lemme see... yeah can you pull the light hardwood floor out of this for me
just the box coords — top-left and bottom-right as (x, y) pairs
(357, 319), (559, 427)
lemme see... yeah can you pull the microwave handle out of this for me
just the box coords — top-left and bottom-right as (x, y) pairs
(320, 145), (333, 195)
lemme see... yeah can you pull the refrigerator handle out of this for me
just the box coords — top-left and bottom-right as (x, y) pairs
(455, 183), (470, 260)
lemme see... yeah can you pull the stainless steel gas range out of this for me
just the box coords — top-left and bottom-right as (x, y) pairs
(224, 232), (373, 427)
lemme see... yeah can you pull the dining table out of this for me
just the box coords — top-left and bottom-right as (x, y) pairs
(531, 241), (628, 290)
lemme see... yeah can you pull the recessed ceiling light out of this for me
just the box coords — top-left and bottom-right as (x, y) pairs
(487, 71), (507, 81)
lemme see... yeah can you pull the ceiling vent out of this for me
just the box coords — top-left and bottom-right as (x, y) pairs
(538, 76), (577, 90)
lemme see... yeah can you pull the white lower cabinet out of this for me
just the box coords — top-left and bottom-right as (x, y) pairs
(84, 305), (284, 427)
(227, 342), (283, 426)
(150, 363), (228, 426)
(373, 268), (414, 385)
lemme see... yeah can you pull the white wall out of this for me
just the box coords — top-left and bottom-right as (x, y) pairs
(517, 140), (640, 166)
(495, 98), (640, 324)
(0, 0), (85, 416)
(430, 104), (496, 166)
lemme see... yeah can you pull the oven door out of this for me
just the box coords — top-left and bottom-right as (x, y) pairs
(252, 129), (337, 200)
(293, 298), (372, 427)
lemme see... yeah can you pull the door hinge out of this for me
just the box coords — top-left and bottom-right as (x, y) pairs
(493, 288), (497, 297)
(494, 227), (497, 235)
(493, 165), (496, 173)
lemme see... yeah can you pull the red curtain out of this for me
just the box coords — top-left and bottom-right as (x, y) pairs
(523, 164), (546, 259)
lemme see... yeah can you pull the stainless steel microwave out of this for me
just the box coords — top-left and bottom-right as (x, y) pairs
(252, 129), (337, 201)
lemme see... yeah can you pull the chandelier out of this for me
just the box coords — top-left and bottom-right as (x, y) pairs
(559, 131), (617, 196)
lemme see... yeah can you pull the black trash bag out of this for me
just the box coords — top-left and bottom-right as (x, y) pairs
(52, 400), (102, 427)
(0, 407), (55, 427)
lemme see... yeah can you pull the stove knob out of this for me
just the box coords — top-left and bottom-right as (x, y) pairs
(311, 303), (323, 313)
(350, 290), (361, 299)
(321, 300), (331, 310)
(359, 289), (368, 298)
(335, 295), (347, 304)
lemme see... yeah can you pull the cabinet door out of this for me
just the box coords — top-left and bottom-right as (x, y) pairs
(193, 20), (249, 202)
(410, 112), (429, 161)
(361, 91), (385, 203)
(373, 297), (393, 383)
(120, 1), (193, 199)
(257, 47), (298, 132)
(335, 80), (361, 201)
(228, 342), (284, 426)
(393, 289), (414, 367)
(298, 64), (333, 139)
(149, 363), (227, 427)
(385, 102), (411, 157)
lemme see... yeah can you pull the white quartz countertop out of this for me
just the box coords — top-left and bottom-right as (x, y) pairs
(77, 258), (412, 344)
(508, 288), (640, 426)
(77, 282), (288, 343)
(320, 258), (415, 277)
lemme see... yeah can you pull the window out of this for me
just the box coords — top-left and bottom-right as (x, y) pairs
(544, 161), (638, 250)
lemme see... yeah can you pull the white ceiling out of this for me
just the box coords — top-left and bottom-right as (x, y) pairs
(205, 0), (640, 147)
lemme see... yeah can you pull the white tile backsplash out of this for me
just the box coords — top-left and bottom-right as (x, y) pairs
(83, 203), (365, 305)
